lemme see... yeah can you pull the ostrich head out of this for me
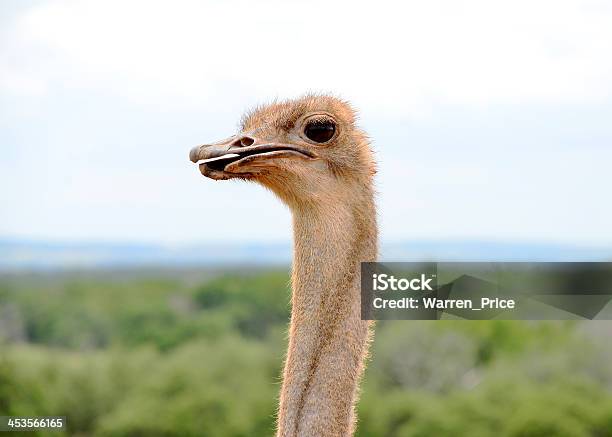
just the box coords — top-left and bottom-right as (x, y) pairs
(189, 94), (375, 208)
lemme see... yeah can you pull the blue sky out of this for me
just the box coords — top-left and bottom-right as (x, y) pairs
(1, 0), (611, 246)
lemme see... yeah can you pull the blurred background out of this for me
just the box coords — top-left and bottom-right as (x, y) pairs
(1, 0), (612, 436)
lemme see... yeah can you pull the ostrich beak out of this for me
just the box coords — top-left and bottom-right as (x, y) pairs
(189, 135), (316, 180)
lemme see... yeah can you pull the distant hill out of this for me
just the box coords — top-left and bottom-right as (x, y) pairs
(0, 238), (610, 271)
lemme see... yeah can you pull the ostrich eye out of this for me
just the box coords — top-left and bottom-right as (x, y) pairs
(304, 120), (336, 143)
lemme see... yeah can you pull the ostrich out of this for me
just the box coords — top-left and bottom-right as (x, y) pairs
(189, 94), (377, 437)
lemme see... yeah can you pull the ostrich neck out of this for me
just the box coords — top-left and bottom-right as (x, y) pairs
(277, 190), (377, 437)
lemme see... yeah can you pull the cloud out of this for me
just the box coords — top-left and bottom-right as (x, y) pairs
(3, 0), (612, 114)
(1, 1), (611, 246)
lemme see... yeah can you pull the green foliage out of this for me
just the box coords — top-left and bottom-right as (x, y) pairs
(1, 270), (611, 436)
(96, 339), (278, 437)
(194, 271), (290, 338)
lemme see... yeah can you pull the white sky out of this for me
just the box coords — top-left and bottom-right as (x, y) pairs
(1, 0), (611, 246)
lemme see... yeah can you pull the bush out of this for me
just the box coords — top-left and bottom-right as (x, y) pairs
(1, 270), (611, 436)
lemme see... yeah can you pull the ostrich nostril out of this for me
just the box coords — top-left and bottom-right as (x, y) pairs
(239, 136), (255, 147)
